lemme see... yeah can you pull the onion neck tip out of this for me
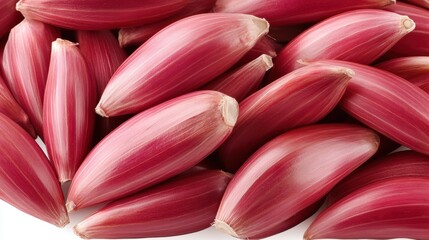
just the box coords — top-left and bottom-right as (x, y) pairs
(73, 225), (89, 239)
(57, 215), (70, 228)
(386, 0), (396, 5)
(118, 31), (126, 48)
(339, 68), (355, 78)
(95, 105), (109, 118)
(66, 201), (76, 212)
(219, 170), (234, 179)
(60, 177), (71, 184)
(213, 219), (239, 238)
(221, 96), (239, 127)
(15, 0), (23, 11)
(261, 54), (274, 71)
(401, 16), (416, 33)
(250, 17), (270, 40)
(303, 232), (313, 240)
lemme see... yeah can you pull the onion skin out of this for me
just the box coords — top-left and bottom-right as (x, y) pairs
(213, 0), (395, 26)
(77, 31), (127, 97)
(0, 113), (68, 227)
(376, 56), (429, 92)
(67, 91), (238, 211)
(0, 0), (22, 38)
(377, 56), (429, 83)
(43, 39), (96, 183)
(245, 199), (324, 239)
(218, 63), (353, 172)
(348, 117), (401, 159)
(118, 0), (216, 47)
(306, 177), (429, 240)
(311, 60), (429, 155)
(0, 73), (35, 137)
(74, 169), (231, 239)
(202, 54), (272, 102)
(96, 13), (269, 117)
(16, 0), (188, 30)
(77, 30), (128, 142)
(384, 2), (429, 57)
(236, 36), (280, 66)
(2, 19), (60, 138)
(327, 150), (429, 206)
(269, 9), (415, 78)
(214, 124), (379, 239)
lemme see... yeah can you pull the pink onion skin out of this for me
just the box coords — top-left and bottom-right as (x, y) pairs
(213, 0), (395, 26)
(417, 79), (429, 93)
(77, 31), (127, 97)
(214, 124), (379, 239)
(203, 54), (272, 102)
(384, 2), (429, 57)
(43, 39), (96, 183)
(0, 74), (35, 137)
(327, 150), (429, 206)
(235, 36), (280, 67)
(376, 56), (429, 89)
(246, 200), (324, 239)
(312, 60), (429, 155)
(306, 177), (429, 240)
(77, 31), (128, 142)
(16, 0), (188, 30)
(269, 9), (415, 79)
(0, 0), (23, 38)
(0, 41), (36, 136)
(348, 117), (401, 159)
(218, 63), (353, 172)
(118, 0), (216, 47)
(74, 169), (231, 239)
(67, 91), (238, 211)
(0, 113), (68, 227)
(96, 13), (269, 117)
(2, 19), (60, 138)
(0, 39), (5, 73)
(320, 110), (400, 159)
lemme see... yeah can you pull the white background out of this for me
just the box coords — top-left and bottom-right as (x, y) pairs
(0, 138), (311, 240)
